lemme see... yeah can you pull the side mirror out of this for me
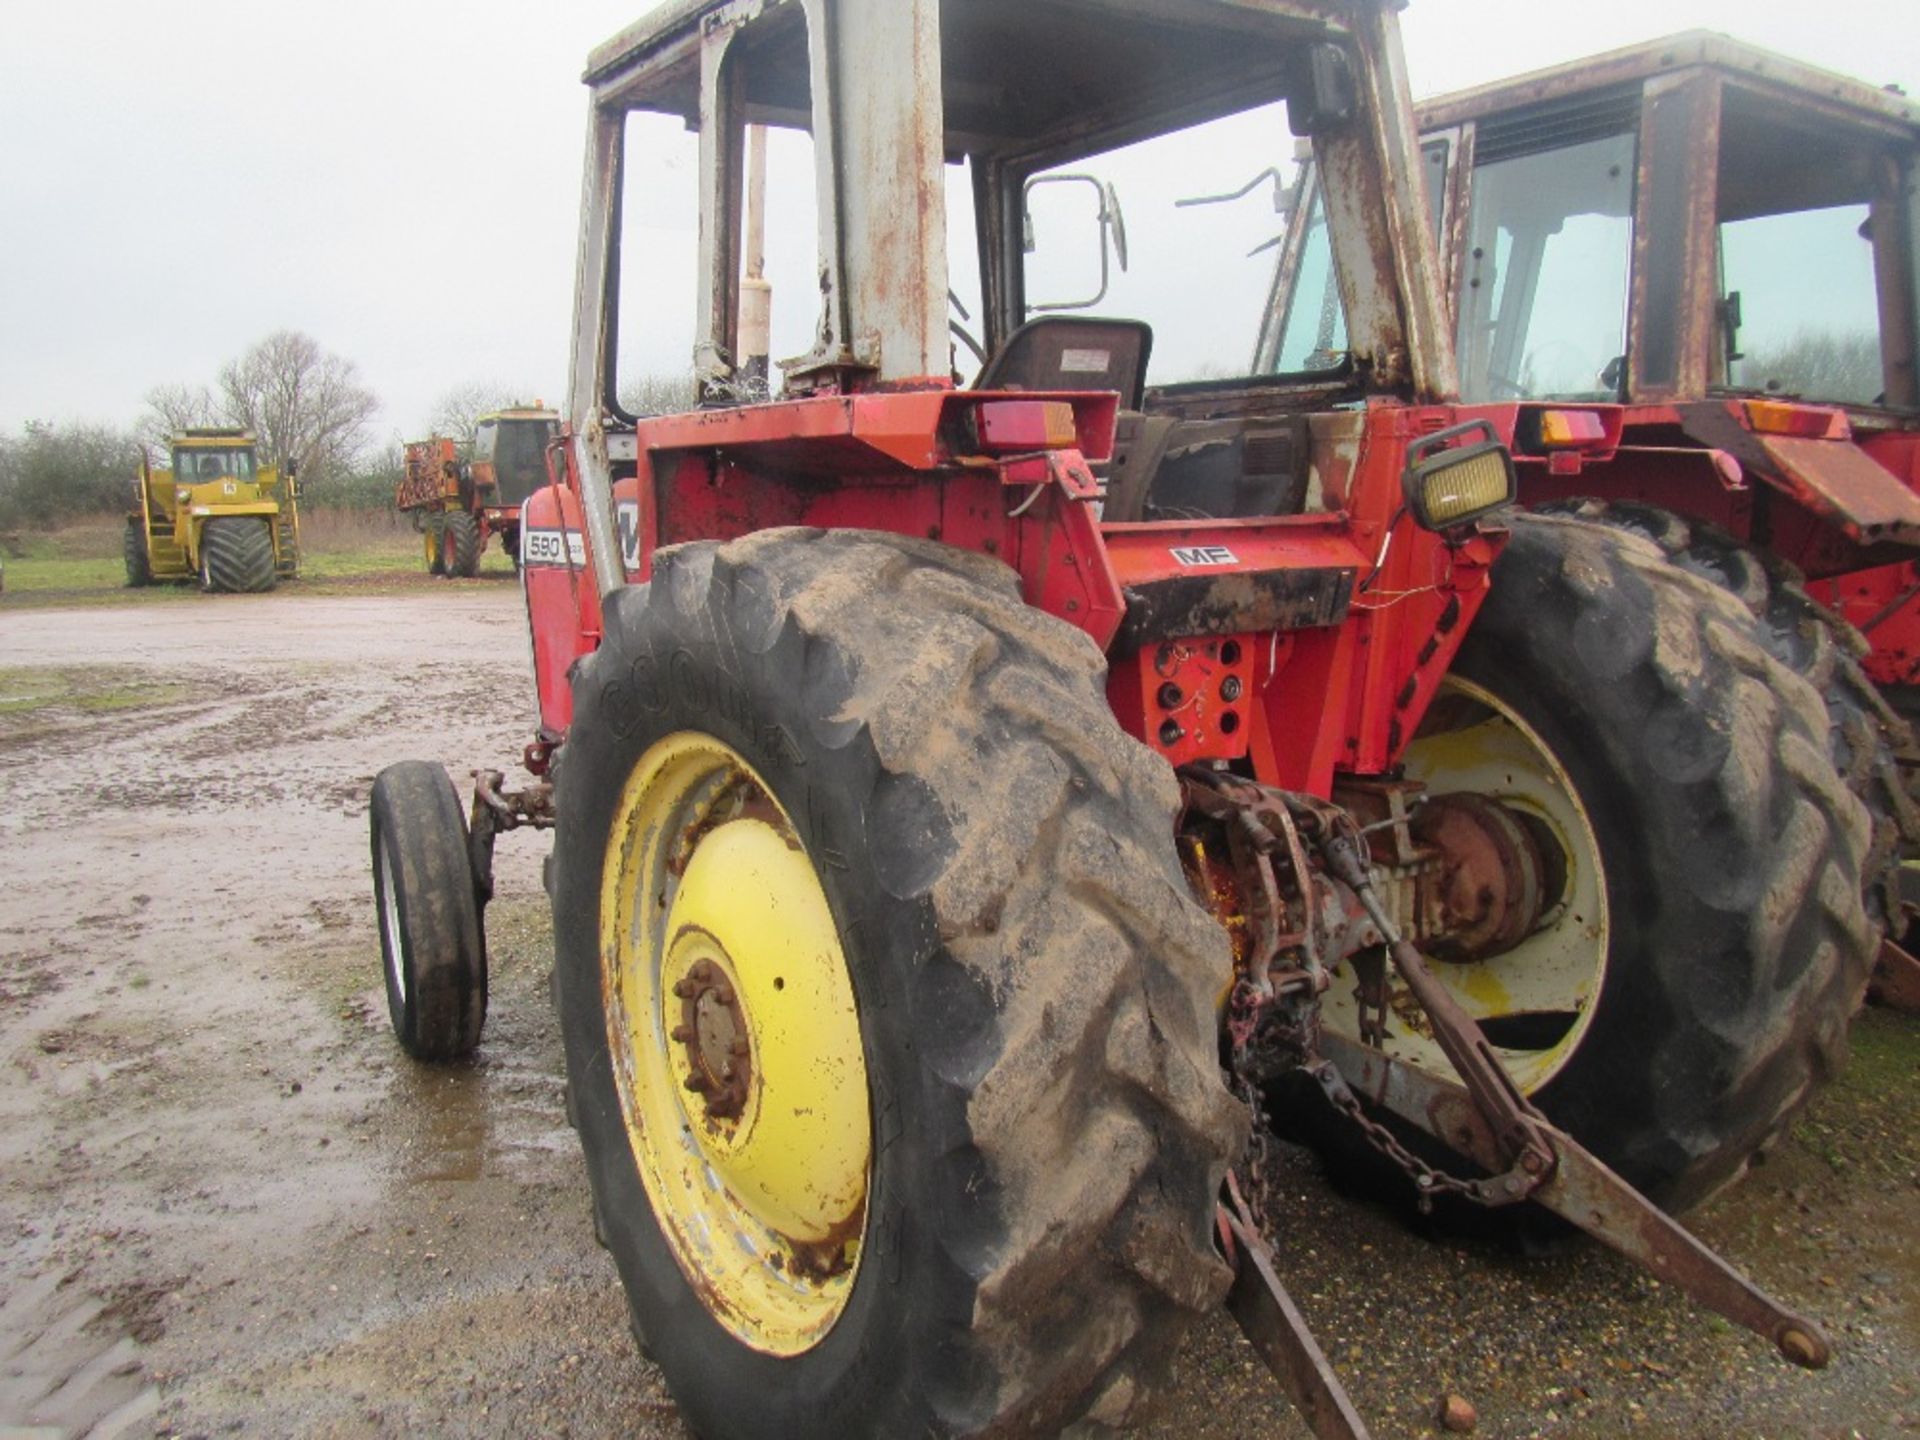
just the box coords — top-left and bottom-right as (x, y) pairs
(1102, 181), (1129, 274)
(1288, 42), (1355, 136)
(1022, 173), (1129, 313)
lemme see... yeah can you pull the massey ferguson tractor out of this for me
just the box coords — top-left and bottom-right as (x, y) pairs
(1268, 31), (1920, 1006)
(368, 3), (1873, 1434)
(125, 427), (299, 592)
(395, 406), (559, 576)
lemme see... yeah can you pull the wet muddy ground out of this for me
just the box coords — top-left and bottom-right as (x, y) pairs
(0, 583), (1913, 1439)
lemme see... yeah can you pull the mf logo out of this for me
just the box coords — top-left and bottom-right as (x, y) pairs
(617, 500), (641, 573)
(1170, 544), (1237, 567)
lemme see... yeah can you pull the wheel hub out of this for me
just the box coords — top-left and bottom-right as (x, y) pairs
(674, 957), (753, 1121)
(1413, 792), (1555, 961)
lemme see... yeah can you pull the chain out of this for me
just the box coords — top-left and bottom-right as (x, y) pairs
(1308, 1059), (1486, 1212)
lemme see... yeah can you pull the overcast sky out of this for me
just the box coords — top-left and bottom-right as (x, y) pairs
(2, 0), (1914, 444)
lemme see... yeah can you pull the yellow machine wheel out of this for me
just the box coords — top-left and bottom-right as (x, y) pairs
(601, 734), (869, 1353)
(548, 530), (1241, 1438)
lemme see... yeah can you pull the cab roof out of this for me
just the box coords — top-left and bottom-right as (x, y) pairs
(584, 0), (1354, 163)
(1418, 30), (1920, 136)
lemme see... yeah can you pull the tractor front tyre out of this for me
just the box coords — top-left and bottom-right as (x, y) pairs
(123, 519), (150, 588)
(370, 761), (487, 1061)
(550, 530), (1244, 1438)
(441, 512), (481, 578)
(1399, 514), (1874, 1212)
(199, 517), (277, 593)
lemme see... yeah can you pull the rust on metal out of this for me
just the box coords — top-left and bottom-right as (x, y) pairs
(1321, 1032), (1835, 1370)
(1871, 936), (1920, 1012)
(1407, 792), (1552, 961)
(1220, 1179), (1373, 1440)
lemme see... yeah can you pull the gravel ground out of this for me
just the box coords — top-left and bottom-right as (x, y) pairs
(0, 584), (1912, 1439)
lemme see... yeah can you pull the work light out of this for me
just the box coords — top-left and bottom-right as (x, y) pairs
(1402, 420), (1516, 531)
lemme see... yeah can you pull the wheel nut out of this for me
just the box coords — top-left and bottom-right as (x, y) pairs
(1157, 682), (1184, 709)
(1159, 719), (1184, 747)
(683, 1071), (710, 1093)
(672, 978), (698, 999)
(670, 1024), (693, 1043)
(712, 985), (735, 1007)
(1221, 675), (1243, 702)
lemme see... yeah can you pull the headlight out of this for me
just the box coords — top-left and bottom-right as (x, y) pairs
(1402, 420), (1515, 531)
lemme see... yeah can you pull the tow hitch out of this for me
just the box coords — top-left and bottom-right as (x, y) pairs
(1185, 771), (1832, 1439)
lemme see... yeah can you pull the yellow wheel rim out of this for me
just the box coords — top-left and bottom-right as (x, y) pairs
(600, 733), (869, 1355)
(1324, 676), (1609, 1094)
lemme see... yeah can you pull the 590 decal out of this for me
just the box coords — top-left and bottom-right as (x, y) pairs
(521, 526), (588, 569)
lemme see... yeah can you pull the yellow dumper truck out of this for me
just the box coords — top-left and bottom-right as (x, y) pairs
(126, 428), (299, 592)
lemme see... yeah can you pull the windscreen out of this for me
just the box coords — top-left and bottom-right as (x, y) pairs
(172, 447), (257, 481)
(482, 419), (556, 506)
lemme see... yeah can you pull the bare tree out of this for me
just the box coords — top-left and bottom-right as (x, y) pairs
(217, 330), (379, 489)
(1739, 330), (1883, 406)
(139, 382), (218, 456)
(619, 372), (698, 418)
(426, 381), (540, 444)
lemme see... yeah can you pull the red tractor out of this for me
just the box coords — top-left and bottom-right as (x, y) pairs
(369, 3), (1870, 1434)
(395, 406), (559, 576)
(1270, 31), (1920, 1004)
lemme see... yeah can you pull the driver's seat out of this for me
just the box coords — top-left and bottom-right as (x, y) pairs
(975, 317), (1152, 408)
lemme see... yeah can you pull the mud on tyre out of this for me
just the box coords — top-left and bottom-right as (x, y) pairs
(1431, 514), (1875, 1210)
(549, 529), (1244, 1438)
(1540, 498), (1915, 929)
(441, 511), (482, 579)
(199, 516), (277, 593)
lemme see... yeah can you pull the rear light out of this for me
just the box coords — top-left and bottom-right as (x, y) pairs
(1743, 399), (1844, 439)
(1535, 409), (1608, 448)
(1403, 420), (1516, 531)
(968, 400), (1078, 454)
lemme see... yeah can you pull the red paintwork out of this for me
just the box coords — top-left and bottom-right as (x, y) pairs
(529, 389), (1524, 796)
(1110, 635), (1257, 768)
(521, 481), (601, 737)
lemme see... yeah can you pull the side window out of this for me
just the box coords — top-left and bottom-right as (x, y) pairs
(1455, 131), (1635, 401)
(1711, 89), (1895, 406)
(473, 420), (497, 462)
(616, 111), (700, 416)
(1262, 141), (1443, 377)
(1270, 184), (1348, 374)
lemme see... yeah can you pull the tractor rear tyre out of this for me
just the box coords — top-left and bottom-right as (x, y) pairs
(1378, 514), (1874, 1212)
(1541, 498), (1913, 929)
(123, 519), (150, 587)
(199, 517), (277, 593)
(550, 530), (1244, 1438)
(441, 512), (481, 578)
(370, 761), (487, 1061)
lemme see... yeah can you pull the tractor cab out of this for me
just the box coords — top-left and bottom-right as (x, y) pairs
(471, 406), (558, 509)
(564, 0), (1459, 572)
(1270, 32), (1920, 413)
